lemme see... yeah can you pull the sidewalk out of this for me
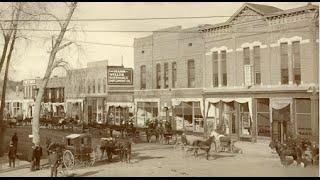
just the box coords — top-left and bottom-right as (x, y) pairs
(0, 158), (49, 174)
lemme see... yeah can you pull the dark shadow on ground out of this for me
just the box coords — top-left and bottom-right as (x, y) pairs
(130, 152), (165, 163)
(75, 170), (100, 177)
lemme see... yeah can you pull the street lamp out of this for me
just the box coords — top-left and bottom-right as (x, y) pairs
(163, 103), (170, 125)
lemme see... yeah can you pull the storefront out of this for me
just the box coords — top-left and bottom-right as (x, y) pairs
(172, 98), (204, 133)
(66, 99), (84, 121)
(85, 97), (106, 124)
(205, 98), (253, 140)
(22, 99), (34, 119)
(135, 98), (160, 127)
(106, 102), (133, 126)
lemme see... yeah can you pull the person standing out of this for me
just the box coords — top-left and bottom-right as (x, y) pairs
(48, 150), (60, 177)
(35, 145), (43, 170)
(8, 142), (16, 168)
(11, 133), (18, 154)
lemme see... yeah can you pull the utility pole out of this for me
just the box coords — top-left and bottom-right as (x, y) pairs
(121, 55), (123, 67)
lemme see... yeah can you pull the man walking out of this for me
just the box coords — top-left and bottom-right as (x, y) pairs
(8, 142), (16, 168)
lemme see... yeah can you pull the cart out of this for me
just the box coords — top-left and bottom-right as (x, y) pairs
(62, 134), (97, 169)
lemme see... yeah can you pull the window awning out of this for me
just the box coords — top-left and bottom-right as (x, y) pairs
(270, 97), (292, 110)
(171, 98), (204, 116)
(205, 98), (253, 119)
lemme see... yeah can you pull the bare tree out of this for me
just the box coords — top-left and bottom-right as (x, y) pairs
(0, 2), (23, 156)
(32, 2), (78, 145)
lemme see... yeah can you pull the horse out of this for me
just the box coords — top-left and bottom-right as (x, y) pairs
(269, 137), (309, 167)
(145, 120), (161, 143)
(100, 137), (132, 163)
(209, 130), (238, 153)
(192, 135), (215, 160)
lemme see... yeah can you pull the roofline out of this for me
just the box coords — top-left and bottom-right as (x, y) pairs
(200, 3), (319, 32)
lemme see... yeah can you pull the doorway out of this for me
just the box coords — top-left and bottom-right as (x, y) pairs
(272, 105), (290, 143)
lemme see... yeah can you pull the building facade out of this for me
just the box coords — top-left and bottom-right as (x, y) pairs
(65, 60), (134, 125)
(133, 3), (319, 142)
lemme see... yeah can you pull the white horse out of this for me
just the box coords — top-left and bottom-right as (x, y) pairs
(209, 130), (225, 152)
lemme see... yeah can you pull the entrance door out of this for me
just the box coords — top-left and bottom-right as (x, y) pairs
(88, 106), (92, 124)
(272, 105), (290, 143)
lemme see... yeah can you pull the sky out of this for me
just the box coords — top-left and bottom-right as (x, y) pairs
(0, 2), (314, 81)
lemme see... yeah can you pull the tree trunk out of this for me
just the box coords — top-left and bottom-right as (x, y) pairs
(0, 4), (21, 156)
(32, 2), (77, 145)
(0, 38), (10, 74)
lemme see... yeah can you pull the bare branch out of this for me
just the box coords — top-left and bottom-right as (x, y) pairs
(57, 41), (73, 51)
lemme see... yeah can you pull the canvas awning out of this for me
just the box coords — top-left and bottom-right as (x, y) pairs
(205, 98), (253, 119)
(106, 102), (134, 113)
(171, 98), (204, 116)
(270, 97), (292, 110)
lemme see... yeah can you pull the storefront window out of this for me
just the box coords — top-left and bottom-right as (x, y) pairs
(174, 101), (203, 132)
(257, 99), (270, 137)
(207, 102), (220, 132)
(136, 102), (158, 127)
(240, 103), (252, 136)
(295, 98), (311, 137)
(222, 102), (235, 135)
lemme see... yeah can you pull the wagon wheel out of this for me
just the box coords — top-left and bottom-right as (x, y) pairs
(63, 150), (75, 169)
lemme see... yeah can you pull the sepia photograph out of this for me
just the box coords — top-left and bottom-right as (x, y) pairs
(0, 1), (319, 177)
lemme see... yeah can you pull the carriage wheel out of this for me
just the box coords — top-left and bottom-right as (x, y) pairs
(63, 150), (75, 169)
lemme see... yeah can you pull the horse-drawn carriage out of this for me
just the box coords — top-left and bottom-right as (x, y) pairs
(173, 130), (243, 160)
(47, 133), (97, 170)
(99, 137), (132, 163)
(144, 119), (176, 144)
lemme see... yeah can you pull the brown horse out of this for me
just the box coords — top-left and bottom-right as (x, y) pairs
(192, 136), (214, 160)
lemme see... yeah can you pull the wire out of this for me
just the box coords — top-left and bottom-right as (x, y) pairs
(28, 35), (133, 48)
(0, 28), (314, 33)
(0, 11), (317, 22)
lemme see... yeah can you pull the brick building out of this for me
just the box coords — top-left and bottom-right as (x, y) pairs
(133, 3), (319, 142)
(65, 60), (134, 125)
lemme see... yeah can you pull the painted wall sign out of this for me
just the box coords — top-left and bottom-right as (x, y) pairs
(107, 68), (133, 85)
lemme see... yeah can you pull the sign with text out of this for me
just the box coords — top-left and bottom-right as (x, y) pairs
(108, 68), (133, 85)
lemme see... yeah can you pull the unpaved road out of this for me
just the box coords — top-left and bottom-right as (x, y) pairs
(0, 141), (318, 177)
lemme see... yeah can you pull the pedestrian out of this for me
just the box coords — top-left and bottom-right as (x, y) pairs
(30, 145), (36, 171)
(8, 142), (16, 168)
(34, 145), (43, 170)
(11, 132), (18, 154)
(48, 150), (60, 177)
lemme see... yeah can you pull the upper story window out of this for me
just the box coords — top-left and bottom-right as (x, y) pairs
(292, 41), (301, 85)
(280, 42), (289, 84)
(140, 65), (146, 90)
(92, 79), (96, 94)
(87, 80), (91, 94)
(212, 51), (218, 87)
(98, 79), (101, 93)
(156, 63), (161, 89)
(172, 62), (177, 88)
(253, 46), (261, 85)
(243, 47), (250, 65)
(103, 77), (107, 93)
(221, 50), (227, 86)
(188, 59), (195, 88)
(164, 63), (169, 89)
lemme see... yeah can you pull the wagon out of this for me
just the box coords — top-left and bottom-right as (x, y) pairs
(62, 133), (97, 169)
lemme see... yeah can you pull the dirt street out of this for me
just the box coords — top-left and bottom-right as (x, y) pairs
(0, 141), (318, 177)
